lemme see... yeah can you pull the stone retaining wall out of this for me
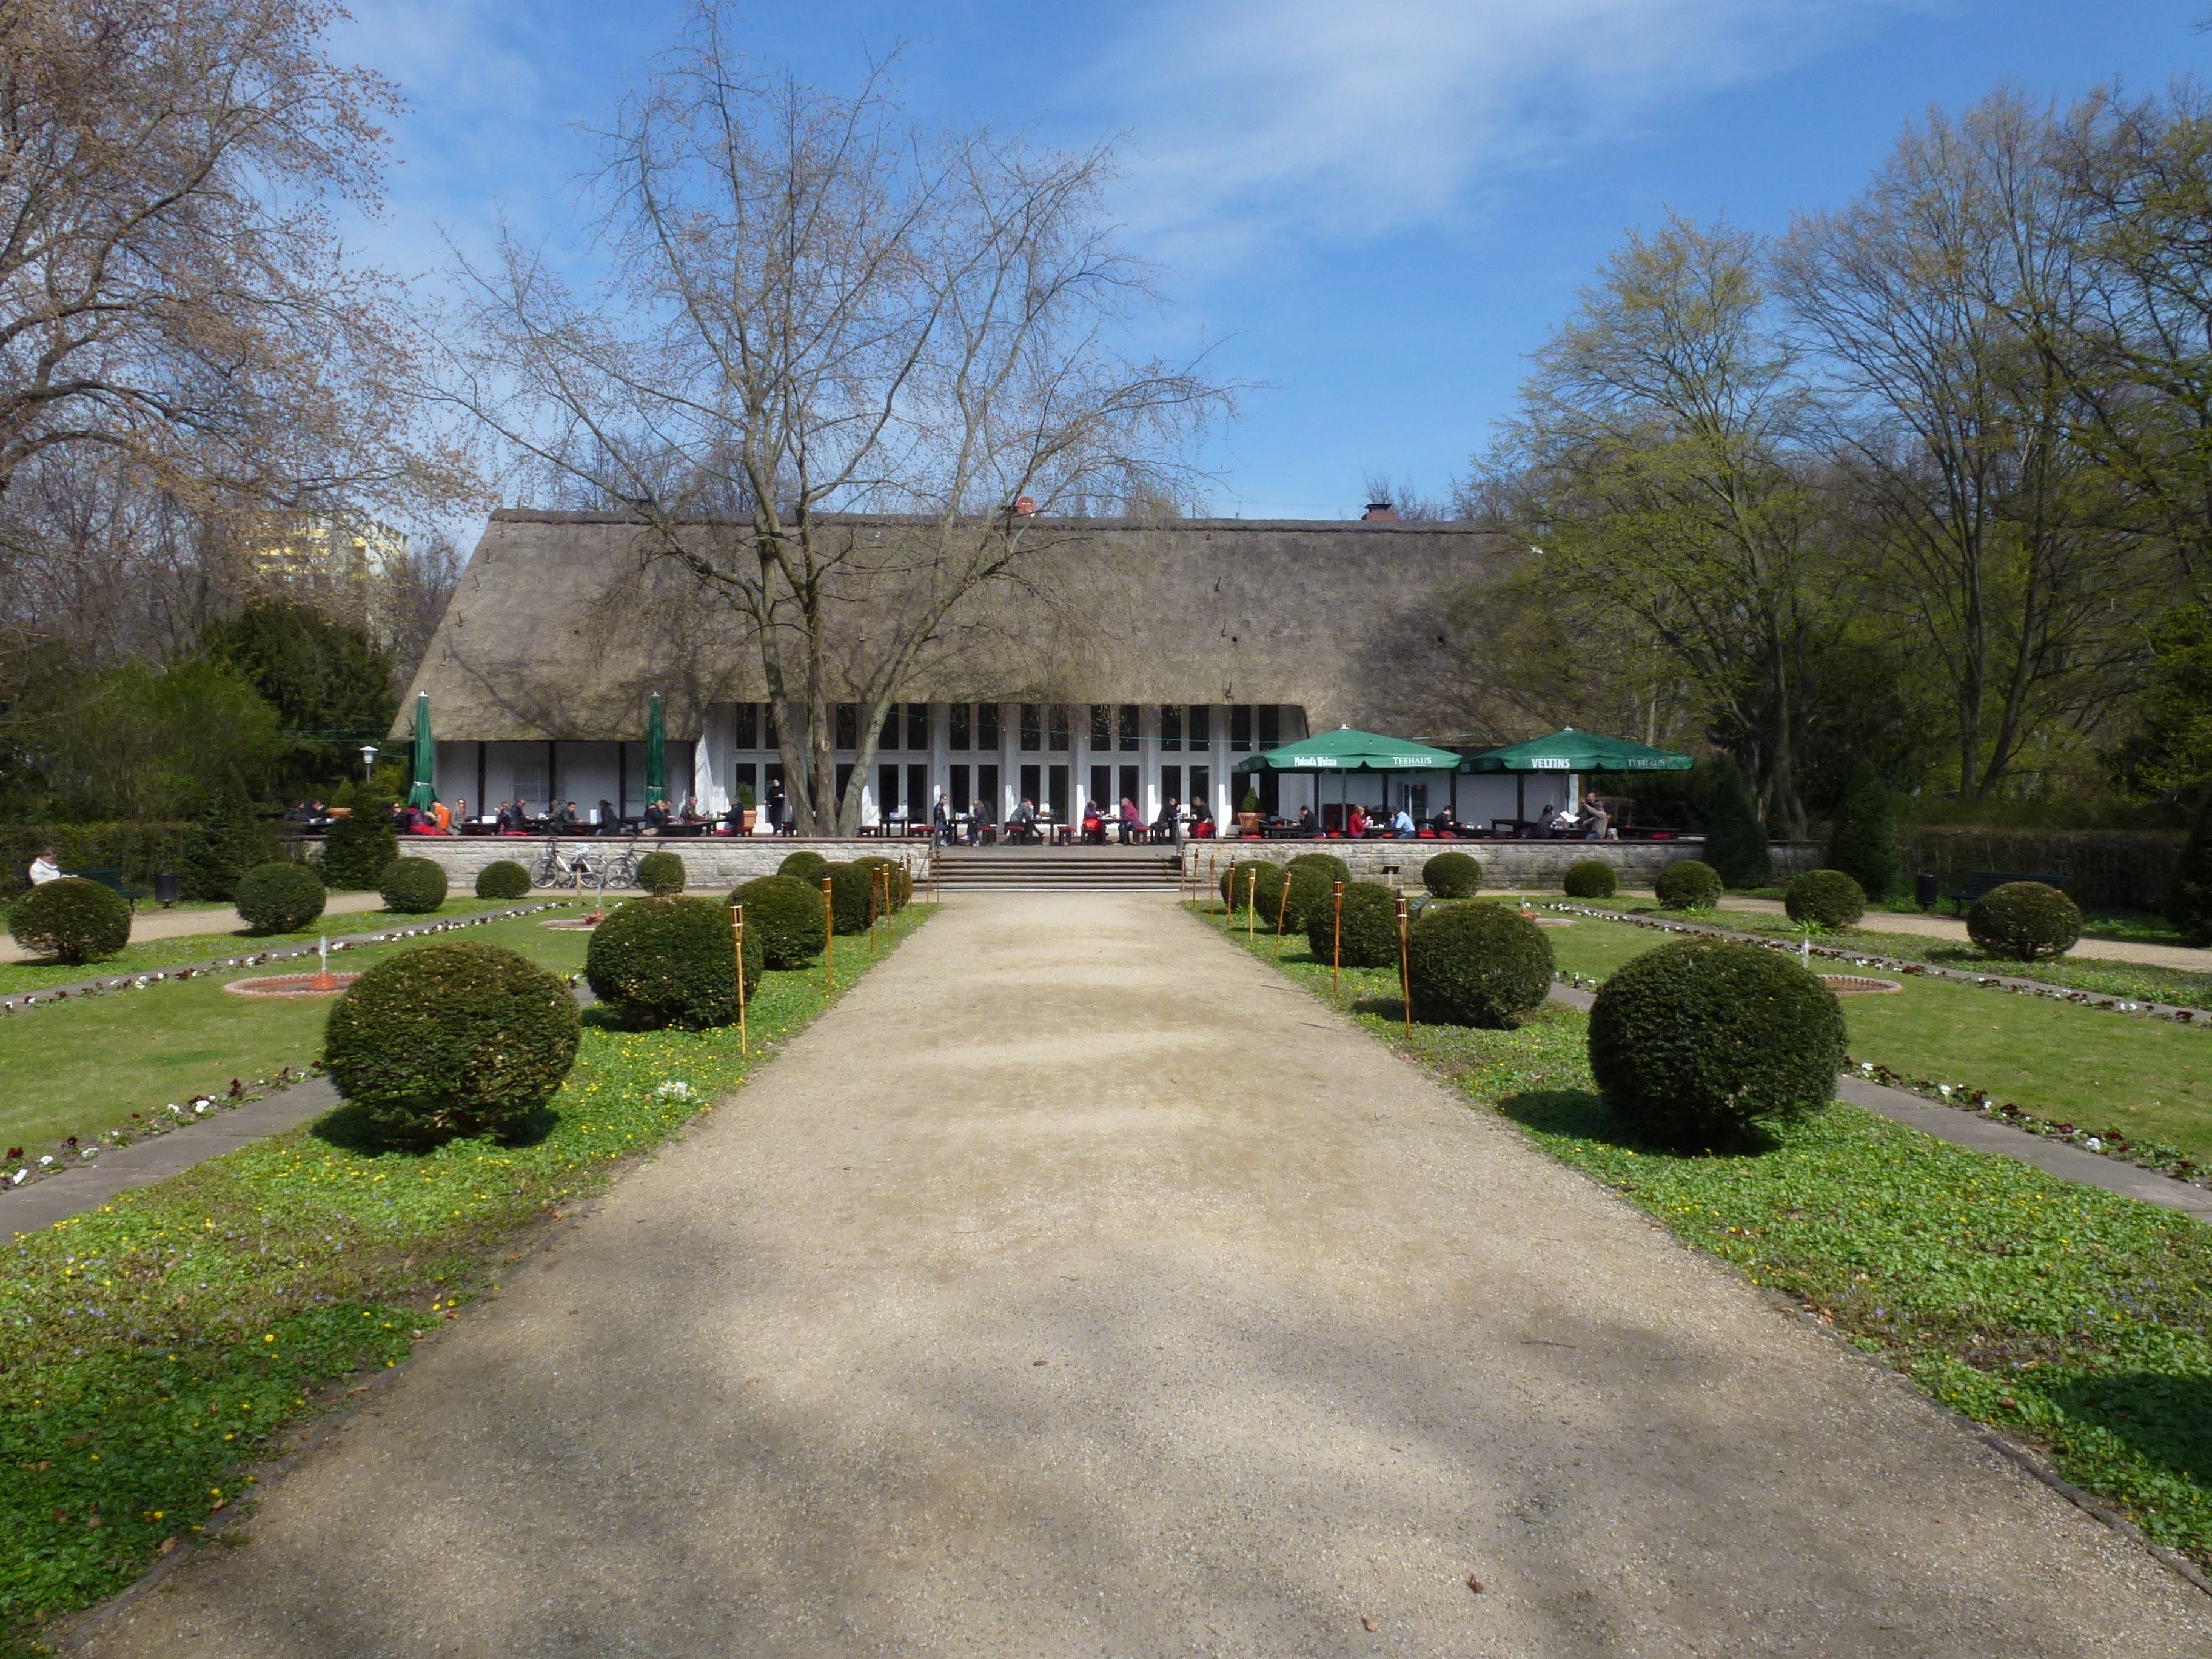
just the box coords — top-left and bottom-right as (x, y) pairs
(309, 836), (928, 894)
(1179, 838), (1822, 891)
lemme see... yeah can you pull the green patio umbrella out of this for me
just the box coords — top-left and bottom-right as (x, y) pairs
(1231, 726), (1464, 773)
(644, 691), (669, 807)
(406, 692), (437, 809)
(1459, 728), (1694, 774)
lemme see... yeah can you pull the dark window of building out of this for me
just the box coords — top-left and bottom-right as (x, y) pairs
(977, 764), (999, 819)
(1090, 704), (1111, 748)
(908, 703), (928, 751)
(1188, 705), (1211, 746)
(1259, 771), (1280, 816)
(1047, 704), (1070, 751)
(1258, 704), (1281, 746)
(835, 762), (854, 811)
(878, 763), (899, 817)
(835, 704), (857, 750)
(1048, 764), (1069, 820)
(732, 703), (758, 749)
(880, 706), (900, 752)
(1161, 705), (1182, 751)
(977, 703), (1000, 748)
(1019, 762), (1041, 809)
(1019, 703), (1042, 751)
(765, 703), (779, 750)
(1230, 704), (1252, 751)
(1161, 764), (1181, 808)
(1189, 765), (1210, 814)
(950, 704), (971, 751)
(1118, 764), (1139, 809)
(1089, 765), (1110, 812)
(1118, 703), (1140, 752)
(908, 763), (929, 819)
(950, 764), (970, 813)
(732, 762), (758, 806)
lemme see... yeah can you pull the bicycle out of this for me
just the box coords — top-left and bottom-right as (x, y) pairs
(529, 839), (598, 889)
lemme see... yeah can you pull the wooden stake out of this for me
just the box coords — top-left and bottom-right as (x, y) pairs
(1245, 866), (1257, 943)
(822, 876), (835, 990)
(1274, 866), (1290, 953)
(730, 903), (748, 1056)
(1332, 880), (1343, 993)
(1396, 894), (1412, 1036)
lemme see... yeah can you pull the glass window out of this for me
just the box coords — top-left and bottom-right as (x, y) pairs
(835, 704), (857, 750)
(977, 703), (1000, 749)
(1160, 705), (1182, 751)
(1118, 703), (1140, 752)
(1019, 762), (1041, 808)
(1047, 704), (1070, 751)
(1230, 705), (1252, 751)
(879, 706), (899, 752)
(1161, 764), (1181, 806)
(877, 763), (899, 816)
(1187, 705), (1210, 746)
(1047, 764), (1070, 820)
(977, 763), (999, 819)
(909, 763), (930, 819)
(1090, 704), (1111, 748)
(764, 702), (779, 750)
(950, 703), (971, 751)
(732, 703), (758, 749)
(835, 762), (854, 810)
(951, 764), (970, 813)
(1089, 765), (1110, 811)
(732, 762), (758, 805)
(1189, 765), (1210, 814)
(908, 703), (928, 751)
(1019, 703), (1042, 751)
(1258, 704), (1281, 746)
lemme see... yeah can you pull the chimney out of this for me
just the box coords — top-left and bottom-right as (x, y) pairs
(1362, 501), (1397, 521)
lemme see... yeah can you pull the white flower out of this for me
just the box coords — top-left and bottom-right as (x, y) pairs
(193, 1102), (208, 1114)
(167, 1103), (181, 1114)
(81, 1145), (96, 1158)
(38, 1155), (52, 1166)
(2085, 1136), (2103, 1151)
(654, 1081), (695, 1101)
(8, 1169), (22, 1184)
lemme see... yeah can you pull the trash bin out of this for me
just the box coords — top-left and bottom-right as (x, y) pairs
(1914, 871), (1937, 911)
(154, 871), (180, 905)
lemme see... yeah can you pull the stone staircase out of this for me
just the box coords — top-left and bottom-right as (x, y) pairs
(931, 845), (1183, 893)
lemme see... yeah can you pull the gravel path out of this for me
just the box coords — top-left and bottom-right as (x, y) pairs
(73, 892), (2210, 1657)
(0, 893), (390, 965)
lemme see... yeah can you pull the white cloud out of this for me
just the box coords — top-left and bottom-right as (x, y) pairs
(1094, 0), (1900, 268)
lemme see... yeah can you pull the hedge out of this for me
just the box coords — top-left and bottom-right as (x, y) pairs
(0, 823), (192, 897)
(1899, 827), (2181, 913)
(319, 816), (400, 890)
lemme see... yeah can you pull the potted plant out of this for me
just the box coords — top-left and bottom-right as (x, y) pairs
(738, 783), (757, 834)
(1238, 788), (1263, 837)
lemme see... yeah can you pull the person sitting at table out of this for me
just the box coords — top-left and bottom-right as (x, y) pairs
(1293, 805), (1319, 837)
(1080, 799), (1105, 844)
(1583, 800), (1612, 840)
(1345, 804), (1369, 837)
(1151, 796), (1180, 844)
(429, 797), (452, 833)
(1189, 803), (1215, 838)
(1116, 796), (1139, 846)
(548, 799), (578, 833)
(642, 798), (669, 831)
(1007, 797), (1040, 844)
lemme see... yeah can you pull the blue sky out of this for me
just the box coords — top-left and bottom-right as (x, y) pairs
(337, 0), (2212, 522)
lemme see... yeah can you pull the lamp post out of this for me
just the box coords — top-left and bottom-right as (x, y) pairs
(358, 743), (379, 782)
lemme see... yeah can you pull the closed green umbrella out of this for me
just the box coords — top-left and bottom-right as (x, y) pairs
(406, 693), (436, 809)
(645, 692), (668, 806)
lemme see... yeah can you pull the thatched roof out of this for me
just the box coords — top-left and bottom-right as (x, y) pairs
(398, 511), (1517, 740)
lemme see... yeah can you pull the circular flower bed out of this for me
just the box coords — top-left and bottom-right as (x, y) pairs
(224, 971), (361, 999)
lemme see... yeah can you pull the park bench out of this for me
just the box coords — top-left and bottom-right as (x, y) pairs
(1943, 869), (2065, 917)
(59, 865), (154, 910)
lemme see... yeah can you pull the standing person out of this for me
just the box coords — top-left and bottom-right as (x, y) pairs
(27, 848), (61, 885)
(766, 781), (790, 836)
(931, 788), (951, 845)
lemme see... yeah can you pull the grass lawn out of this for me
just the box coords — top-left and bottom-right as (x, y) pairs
(1546, 914), (2212, 1165)
(0, 903), (932, 1651)
(1193, 902), (2212, 1572)
(0, 896), (525, 998)
(0, 910), (591, 1161)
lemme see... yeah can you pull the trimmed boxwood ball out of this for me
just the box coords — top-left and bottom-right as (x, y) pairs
(1784, 868), (1866, 930)
(379, 856), (448, 914)
(1406, 902), (1553, 1027)
(1285, 851), (1352, 889)
(1968, 881), (2082, 962)
(825, 862), (876, 934)
(1654, 859), (1723, 910)
(1588, 939), (1845, 1142)
(1261, 861), (1333, 933)
(585, 897), (762, 1030)
(323, 941), (581, 1144)
(475, 859), (532, 900)
(1304, 879), (1402, 967)
(1422, 850), (1483, 898)
(634, 849), (686, 896)
(1562, 859), (1617, 899)
(852, 856), (913, 913)
(318, 815), (398, 890)
(234, 862), (326, 935)
(8, 877), (131, 964)
(1220, 859), (1281, 914)
(731, 874), (823, 968)
(778, 850), (830, 883)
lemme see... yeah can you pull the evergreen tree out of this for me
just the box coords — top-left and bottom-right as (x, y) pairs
(1825, 759), (1905, 903)
(1699, 760), (1772, 888)
(177, 789), (279, 902)
(2169, 794), (2212, 945)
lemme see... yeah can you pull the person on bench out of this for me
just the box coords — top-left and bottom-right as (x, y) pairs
(28, 848), (60, 886)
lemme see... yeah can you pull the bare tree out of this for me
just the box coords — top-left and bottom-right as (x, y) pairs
(444, 5), (1228, 834)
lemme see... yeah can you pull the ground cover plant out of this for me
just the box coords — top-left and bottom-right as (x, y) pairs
(0, 912), (590, 1160)
(0, 903), (933, 1647)
(1185, 899), (2212, 1574)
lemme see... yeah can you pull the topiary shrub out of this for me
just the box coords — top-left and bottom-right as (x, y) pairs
(9, 877), (131, 964)
(234, 862), (326, 935)
(1219, 859), (1281, 914)
(379, 856), (448, 914)
(1422, 850), (1483, 898)
(1825, 759), (1904, 902)
(585, 897), (762, 1030)
(634, 849), (686, 896)
(825, 861), (875, 934)
(1655, 860), (1723, 910)
(1968, 881), (2081, 962)
(852, 856), (913, 913)
(318, 814), (398, 890)
(1304, 879), (1402, 967)
(1698, 760), (1772, 888)
(2170, 796), (2212, 945)
(778, 850), (830, 883)
(1406, 902), (1553, 1027)
(475, 859), (532, 901)
(323, 942), (581, 1145)
(1562, 859), (1617, 899)
(1783, 868), (1866, 930)
(1588, 939), (1845, 1143)
(1285, 851), (1352, 890)
(731, 874), (824, 968)
(1261, 861), (1334, 933)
